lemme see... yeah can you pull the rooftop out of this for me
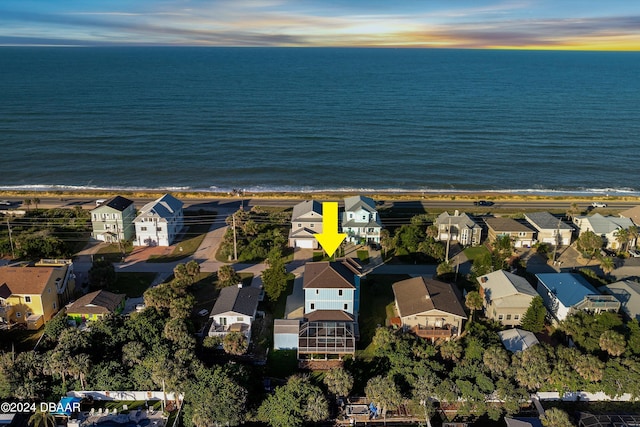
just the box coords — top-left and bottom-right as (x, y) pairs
(135, 194), (183, 220)
(574, 213), (635, 234)
(291, 200), (322, 221)
(67, 290), (125, 315)
(92, 195), (134, 212)
(303, 259), (360, 289)
(524, 212), (572, 230)
(536, 273), (599, 307)
(599, 280), (640, 321)
(0, 266), (62, 295)
(211, 285), (261, 317)
(478, 270), (538, 300)
(485, 217), (535, 233)
(498, 328), (540, 353)
(392, 276), (467, 319)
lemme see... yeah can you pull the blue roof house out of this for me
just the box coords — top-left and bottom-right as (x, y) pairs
(536, 273), (620, 322)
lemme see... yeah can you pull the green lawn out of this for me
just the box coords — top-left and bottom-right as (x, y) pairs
(265, 349), (298, 379)
(270, 274), (295, 319)
(357, 274), (410, 355)
(463, 245), (490, 262)
(95, 242), (133, 263)
(107, 272), (157, 297)
(147, 211), (216, 263)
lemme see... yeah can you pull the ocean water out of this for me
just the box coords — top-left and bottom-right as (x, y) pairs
(0, 47), (638, 195)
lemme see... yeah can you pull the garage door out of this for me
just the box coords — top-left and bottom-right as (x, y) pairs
(295, 239), (315, 249)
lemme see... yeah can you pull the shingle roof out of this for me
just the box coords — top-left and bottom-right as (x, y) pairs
(0, 267), (57, 295)
(303, 261), (358, 289)
(620, 205), (640, 226)
(392, 277), (467, 319)
(575, 213), (635, 234)
(0, 283), (11, 299)
(600, 280), (640, 321)
(305, 310), (355, 322)
(524, 212), (572, 231)
(67, 290), (125, 315)
(536, 273), (599, 307)
(498, 328), (540, 353)
(477, 270), (538, 300)
(273, 319), (300, 334)
(135, 194), (183, 221)
(436, 211), (480, 229)
(211, 286), (260, 317)
(92, 196), (134, 212)
(291, 200), (322, 222)
(485, 217), (535, 233)
(344, 196), (376, 213)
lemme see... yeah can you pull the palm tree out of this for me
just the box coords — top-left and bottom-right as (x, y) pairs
(465, 291), (484, 321)
(629, 226), (639, 249)
(483, 346), (510, 376)
(599, 330), (626, 357)
(24, 198), (32, 211)
(600, 257), (615, 276)
(566, 202), (580, 221)
(33, 197), (40, 211)
(29, 409), (56, 427)
(541, 407), (572, 427)
(615, 228), (630, 252)
(439, 339), (463, 362)
(223, 331), (248, 355)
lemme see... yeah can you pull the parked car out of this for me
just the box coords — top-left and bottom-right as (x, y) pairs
(474, 200), (494, 206)
(629, 249), (640, 258)
(591, 202), (607, 208)
(197, 309), (209, 316)
(0, 200), (11, 206)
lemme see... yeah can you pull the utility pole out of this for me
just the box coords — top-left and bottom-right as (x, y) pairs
(445, 216), (452, 263)
(6, 217), (15, 259)
(232, 213), (238, 261)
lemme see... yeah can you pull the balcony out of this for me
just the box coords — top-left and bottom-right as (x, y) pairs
(411, 325), (453, 340)
(207, 322), (250, 337)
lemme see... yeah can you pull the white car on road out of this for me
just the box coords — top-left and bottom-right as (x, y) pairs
(591, 202), (607, 208)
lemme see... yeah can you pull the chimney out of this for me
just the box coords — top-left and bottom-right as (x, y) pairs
(237, 283), (243, 289)
(454, 210), (459, 216)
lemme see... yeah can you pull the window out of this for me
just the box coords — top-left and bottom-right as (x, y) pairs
(26, 312), (32, 317)
(141, 226), (147, 231)
(310, 223), (314, 228)
(16, 312), (21, 318)
(93, 214), (97, 220)
(368, 228), (374, 232)
(47, 288), (51, 293)
(25, 296), (31, 303)
(362, 215), (366, 220)
(237, 316), (244, 322)
(506, 314), (512, 320)
(338, 290), (343, 296)
(498, 314), (504, 320)
(344, 304), (348, 310)
(316, 289), (319, 294)
(518, 232), (527, 237)
(298, 223), (301, 227)
(514, 314), (520, 320)
(310, 303), (315, 310)
(157, 227), (162, 231)
(53, 302), (56, 309)
(349, 213), (353, 219)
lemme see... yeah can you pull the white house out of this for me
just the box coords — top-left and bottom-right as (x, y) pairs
(289, 200), (322, 249)
(524, 212), (573, 246)
(341, 196), (382, 244)
(477, 270), (539, 327)
(133, 194), (184, 247)
(536, 273), (620, 322)
(572, 213), (636, 250)
(208, 284), (261, 342)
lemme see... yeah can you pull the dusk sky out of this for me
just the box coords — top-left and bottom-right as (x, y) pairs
(1, 0), (639, 49)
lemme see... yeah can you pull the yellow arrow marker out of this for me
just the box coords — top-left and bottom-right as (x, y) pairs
(315, 201), (346, 257)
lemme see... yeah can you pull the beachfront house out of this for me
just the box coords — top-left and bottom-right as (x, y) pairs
(536, 273), (620, 322)
(289, 200), (322, 249)
(477, 270), (539, 327)
(67, 290), (125, 325)
(208, 284), (260, 342)
(573, 213), (636, 250)
(524, 212), (573, 246)
(434, 210), (482, 246)
(484, 217), (536, 248)
(619, 205), (640, 228)
(341, 196), (382, 244)
(133, 194), (184, 247)
(0, 264), (70, 329)
(90, 196), (136, 243)
(392, 276), (466, 341)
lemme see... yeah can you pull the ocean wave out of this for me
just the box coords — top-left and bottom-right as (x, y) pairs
(1, 183), (639, 197)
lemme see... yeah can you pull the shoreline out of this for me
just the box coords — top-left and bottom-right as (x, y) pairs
(2, 188), (640, 203)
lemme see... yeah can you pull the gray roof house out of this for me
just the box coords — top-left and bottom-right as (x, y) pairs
(524, 212), (573, 246)
(134, 194), (184, 247)
(498, 328), (540, 353)
(209, 284), (261, 341)
(342, 196), (382, 244)
(289, 200), (323, 249)
(619, 205), (640, 226)
(435, 210), (482, 246)
(573, 213), (636, 250)
(477, 270), (539, 327)
(599, 280), (640, 321)
(90, 196), (136, 243)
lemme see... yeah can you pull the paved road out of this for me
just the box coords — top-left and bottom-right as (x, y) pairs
(2, 195), (638, 213)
